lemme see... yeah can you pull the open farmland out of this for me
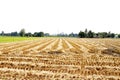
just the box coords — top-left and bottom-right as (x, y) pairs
(0, 36), (39, 43)
(0, 38), (120, 79)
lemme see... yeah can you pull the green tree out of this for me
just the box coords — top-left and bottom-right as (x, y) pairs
(98, 32), (107, 38)
(25, 32), (32, 37)
(110, 33), (115, 38)
(84, 28), (88, 38)
(78, 31), (85, 38)
(33, 32), (38, 37)
(11, 32), (18, 36)
(1, 31), (4, 36)
(69, 32), (74, 37)
(19, 29), (25, 37)
(39, 32), (44, 37)
(118, 34), (120, 38)
(44, 33), (50, 37)
(107, 31), (111, 38)
(33, 32), (44, 37)
(88, 30), (94, 38)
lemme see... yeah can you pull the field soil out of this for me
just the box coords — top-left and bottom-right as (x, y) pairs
(0, 38), (120, 79)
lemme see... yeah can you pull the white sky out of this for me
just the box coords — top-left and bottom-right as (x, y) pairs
(0, 0), (120, 34)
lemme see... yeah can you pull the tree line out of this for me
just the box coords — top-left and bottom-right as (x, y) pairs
(78, 29), (120, 38)
(0, 29), (45, 37)
(0, 28), (120, 38)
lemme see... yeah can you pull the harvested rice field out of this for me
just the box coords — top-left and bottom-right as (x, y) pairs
(0, 38), (120, 80)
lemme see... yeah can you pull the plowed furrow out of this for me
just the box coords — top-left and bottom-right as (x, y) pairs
(0, 40), (35, 49)
(66, 39), (83, 53)
(51, 39), (60, 50)
(36, 39), (57, 52)
(22, 39), (54, 54)
(1, 40), (42, 54)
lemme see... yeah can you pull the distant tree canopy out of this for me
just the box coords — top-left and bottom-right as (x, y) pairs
(78, 31), (85, 38)
(1, 31), (4, 36)
(118, 34), (120, 38)
(69, 32), (78, 37)
(87, 30), (94, 38)
(25, 32), (32, 37)
(0, 28), (120, 38)
(0, 29), (44, 37)
(78, 29), (118, 38)
(11, 32), (18, 36)
(33, 32), (44, 37)
(19, 29), (25, 37)
(44, 33), (50, 37)
(78, 30), (94, 38)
